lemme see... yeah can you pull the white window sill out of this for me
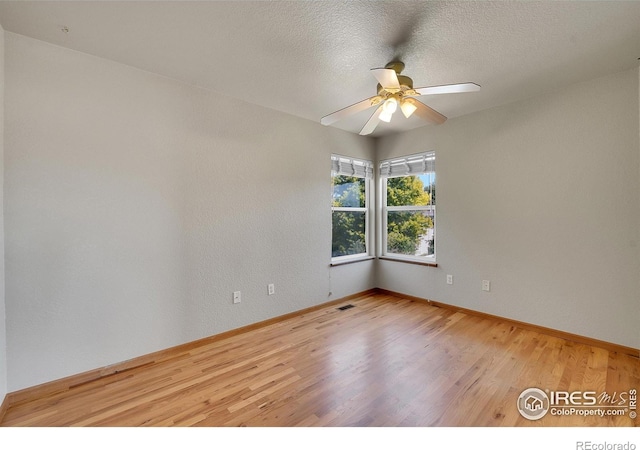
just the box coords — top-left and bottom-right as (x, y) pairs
(378, 255), (438, 267)
(330, 255), (376, 267)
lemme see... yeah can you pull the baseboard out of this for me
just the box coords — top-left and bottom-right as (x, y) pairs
(376, 288), (639, 358)
(0, 394), (8, 424)
(4, 288), (378, 409)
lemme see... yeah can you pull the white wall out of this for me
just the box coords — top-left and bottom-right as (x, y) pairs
(4, 33), (375, 391)
(377, 68), (640, 349)
(0, 24), (7, 405)
(329, 260), (376, 300)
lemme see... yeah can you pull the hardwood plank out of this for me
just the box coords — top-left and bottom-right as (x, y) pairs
(1, 292), (638, 427)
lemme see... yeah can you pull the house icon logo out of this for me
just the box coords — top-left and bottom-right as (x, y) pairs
(517, 388), (550, 420)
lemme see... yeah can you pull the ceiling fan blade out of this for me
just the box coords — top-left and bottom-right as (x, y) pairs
(359, 105), (383, 136)
(321, 96), (380, 126)
(370, 68), (400, 90)
(413, 82), (481, 96)
(411, 99), (447, 125)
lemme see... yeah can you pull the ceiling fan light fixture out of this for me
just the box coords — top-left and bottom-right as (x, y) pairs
(400, 98), (418, 118)
(379, 97), (398, 122)
(382, 97), (398, 114)
(379, 109), (393, 123)
(320, 60), (479, 133)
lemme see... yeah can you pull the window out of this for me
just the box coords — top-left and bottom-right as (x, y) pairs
(380, 152), (436, 262)
(331, 155), (373, 261)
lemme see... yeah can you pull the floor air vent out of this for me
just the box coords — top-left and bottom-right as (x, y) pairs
(337, 304), (355, 311)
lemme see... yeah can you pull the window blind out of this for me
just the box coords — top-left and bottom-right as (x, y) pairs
(379, 151), (435, 177)
(331, 154), (373, 179)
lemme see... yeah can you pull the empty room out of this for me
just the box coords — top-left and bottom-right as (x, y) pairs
(0, 0), (638, 440)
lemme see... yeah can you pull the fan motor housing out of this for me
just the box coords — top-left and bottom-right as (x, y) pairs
(377, 75), (414, 95)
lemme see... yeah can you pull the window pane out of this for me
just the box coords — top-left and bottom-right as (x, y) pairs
(386, 175), (433, 207)
(386, 210), (434, 257)
(332, 176), (366, 208)
(332, 210), (366, 257)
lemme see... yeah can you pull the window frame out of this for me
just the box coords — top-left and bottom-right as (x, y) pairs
(330, 155), (374, 265)
(379, 152), (436, 264)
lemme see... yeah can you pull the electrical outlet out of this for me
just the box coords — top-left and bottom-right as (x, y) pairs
(482, 280), (491, 292)
(233, 291), (241, 304)
(446, 274), (453, 285)
(268, 284), (275, 295)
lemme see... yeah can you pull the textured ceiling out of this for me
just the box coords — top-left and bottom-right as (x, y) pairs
(1, 1), (640, 136)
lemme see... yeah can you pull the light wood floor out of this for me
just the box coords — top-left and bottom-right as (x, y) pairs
(2, 292), (638, 426)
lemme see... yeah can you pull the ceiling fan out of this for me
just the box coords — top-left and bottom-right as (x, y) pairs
(321, 61), (480, 135)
